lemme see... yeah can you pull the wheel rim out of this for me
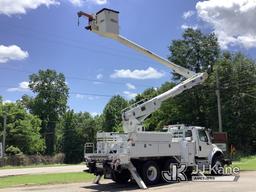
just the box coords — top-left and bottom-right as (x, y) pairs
(147, 166), (158, 181)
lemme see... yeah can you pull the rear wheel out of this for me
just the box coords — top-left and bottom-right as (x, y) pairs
(111, 169), (131, 184)
(141, 161), (160, 185)
(161, 158), (178, 183)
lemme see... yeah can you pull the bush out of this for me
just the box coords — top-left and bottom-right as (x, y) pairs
(6, 146), (22, 155)
(0, 153), (65, 167)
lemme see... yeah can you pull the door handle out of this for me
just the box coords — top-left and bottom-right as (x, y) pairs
(199, 146), (202, 151)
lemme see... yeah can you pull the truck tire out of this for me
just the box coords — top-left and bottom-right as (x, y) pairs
(185, 166), (193, 180)
(211, 155), (224, 175)
(161, 158), (177, 183)
(141, 161), (160, 185)
(111, 169), (131, 184)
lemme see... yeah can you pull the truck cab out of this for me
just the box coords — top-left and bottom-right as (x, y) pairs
(167, 125), (224, 168)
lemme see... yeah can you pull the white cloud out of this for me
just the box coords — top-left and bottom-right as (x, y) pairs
(196, 0), (256, 49)
(96, 73), (103, 80)
(0, 45), (28, 63)
(7, 81), (30, 92)
(110, 67), (164, 80)
(90, 112), (99, 117)
(123, 91), (137, 99)
(183, 10), (195, 19)
(76, 94), (85, 99)
(75, 94), (99, 100)
(126, 83), (136, 90)
(181, 24), (198, 30)
(88, 0), (108, 5)
(93, 81), (103, 85)
(69, 0), (83, 6)
(3, 100), (13, 104)
(0, 0), (59, 16)
(69, 0), (108, 6)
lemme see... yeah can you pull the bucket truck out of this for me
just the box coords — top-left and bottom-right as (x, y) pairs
(78, 8), (231, 189)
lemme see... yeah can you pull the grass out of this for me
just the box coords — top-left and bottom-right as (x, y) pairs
(231, 155), (256, 171)
(0, 172), (94, 188)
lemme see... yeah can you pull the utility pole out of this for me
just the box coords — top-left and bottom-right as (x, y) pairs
(216, 70), (223, 132)
(3, 114), (7, 157)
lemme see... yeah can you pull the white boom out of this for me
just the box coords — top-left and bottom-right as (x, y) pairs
(78, 8), (208, 133)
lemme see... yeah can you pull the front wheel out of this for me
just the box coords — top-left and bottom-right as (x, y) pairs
(141, 161), (160, 185)
(185, 166), (193, 180)
(211, 156), (224, 175)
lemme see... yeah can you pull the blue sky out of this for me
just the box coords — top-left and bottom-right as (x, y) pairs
(0, 0), (256, 116)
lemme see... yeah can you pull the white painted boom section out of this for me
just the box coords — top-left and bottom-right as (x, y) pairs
(122, 72), (208, 133)
(91, 31), (195, 78)
(115, 35), (195, 78)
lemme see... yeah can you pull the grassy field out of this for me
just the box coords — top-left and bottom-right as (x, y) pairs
(0, 172), (94, 188)
(232, 155), (256, 171)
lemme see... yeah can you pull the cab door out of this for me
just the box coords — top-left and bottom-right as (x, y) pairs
(197, 130), (212, 158)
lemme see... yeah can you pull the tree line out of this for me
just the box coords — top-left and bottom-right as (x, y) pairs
(0, 29), (255, 163)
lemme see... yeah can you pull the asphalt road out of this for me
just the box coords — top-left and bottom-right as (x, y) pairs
(0, 171), (255, 192)
(0, 165), (87, 177)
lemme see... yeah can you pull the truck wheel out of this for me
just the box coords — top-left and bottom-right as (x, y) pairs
(185, 166), (193, 180)
(161, 158), (177, 183)
(211, 156), (224, 175)
(111, 169), (131, 184)
(141, 161), (160, 185)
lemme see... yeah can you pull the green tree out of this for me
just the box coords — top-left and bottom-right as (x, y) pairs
(27, 69), (69, 155)
(62, 110), (96, 163)
(132, 88), (158, 104)
(169, 28), (220, 79)
(103, 95), (128, 132)
(0, 102), (45, 154)
(212, 53), (256, 152)
(165, 28), (220, 127)
(94, 114), (104, 132)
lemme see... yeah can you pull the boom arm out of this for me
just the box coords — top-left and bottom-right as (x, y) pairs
(113, 36), (195, 79)
(78, 9), (208, 133)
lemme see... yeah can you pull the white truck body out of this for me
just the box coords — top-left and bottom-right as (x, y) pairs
(84, 125), (228, 189)
(86, 126), (198, 164)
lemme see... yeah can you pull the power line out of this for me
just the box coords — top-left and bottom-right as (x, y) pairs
(3, 21), (134, 56)
(69, 91), (113, 98)
(0, 84), (117, 98)
(0, 67), (154, 88)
